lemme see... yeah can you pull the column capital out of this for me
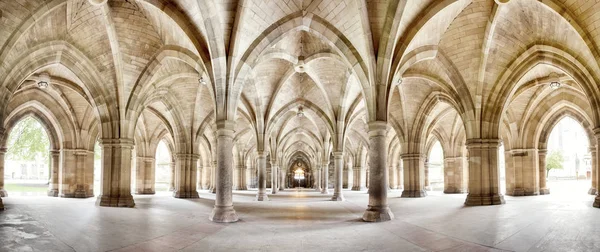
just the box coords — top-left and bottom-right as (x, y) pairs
(256, 151), (268, 158)
(50, 149), (61, 156)
(588, 147), (596, 153)
(368, 121), (388, 137)
(332, 151), (344, 158)
(216, 120), (235, 138)
(174, 153), (200, 160)
(400, 153), (425, 160)
(99, 138), (134, 148)
(594, 127), (600, 137)
(465, 138), (501, 149)
(538, 149), (548, 155)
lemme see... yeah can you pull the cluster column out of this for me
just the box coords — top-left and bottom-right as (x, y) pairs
(314, 166), (322, 191)
(424, 161), (430, 190)
(135, 157), (155, 194)
(464, 139), (505, 206)
(173, 154), (199, 198)
(98, 138), (135, 207)
(362, 121), (394, 222)
(271, 161), (278, 194)
(400, 154), (427, 197)
(352, 164), (367, 191)
(589, 147), (597, 195)
(389, 164), (398, 189)
(538, 149), (550, 195)
(321, 162), (330, 194)
(0, 147), (6, 197)
(256, 151), (269, 200)
(61, 149), (94, 198)
(331, 152), (345, 201)
(279, 168), (285, 191)
(209, 121), (239, 222)
(443, 156), (468, 193)
(47, 150), (60, 197)
(169, 162), (175, 191)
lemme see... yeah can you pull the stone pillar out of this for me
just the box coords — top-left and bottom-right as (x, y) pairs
(363, 121), (394, 222)
(352, 165), (366, 191)
(271, 162), (278, 194)
(538, 149), (550, 195)
(0, 148), (7, 197)
(397, 163), (404, 190)
(196, 161), (202, 191)
(210, 161), (217, 193)
(332, 152), (345, 201)
(0, 196), (3, 210)
(209, 121), (239, 222)
(390, 165), (398, 189)
(315, 167), (322, 191)
(400, 154), (427, 197)
(135, 157), (155, 194)
(424, 161), (430, 190)
(48, 150), (60, 197)
(98, 139), (135, 207)
(444, 156), (468, 193)
(234, 164), (247, 190)
(61, 149), (93, 198)
(505, 149), (539, 196)
(464, 139), (505, 206)
(256, 152), (269, 200)
(346, 162), (353, 189)
(589, 147), (597, 195)
(321, 163), (330, 194)
(169, 162), (175, 191)
(173, 154), (199, 198)
(279, 168), (285, 191)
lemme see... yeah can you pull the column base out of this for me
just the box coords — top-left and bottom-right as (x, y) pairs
(98, 195), (135, 207)
(321, 188), (330, 194)
(315, 187), (322, 192)
(168, 186), (175, 192)
(233, 186), (247, 190)
(362, 205), (394, 222)
(540, 188), (550, 195)
(136, 189), (156, 195)
(593, 195), (600, 208)
(506, 188), (525, 196)
(173, 190), (199, 198)
(47, 189), (59, 197)
(351, 186), (366, 191)
(210, 187), (216, 194)
(444, 188), (467, 194)
(279, 188), (284, 191)
(256, 192), (269, 201)
(271, 190), (278, 195)
(331, 193), (345, 201)
(0, 189), (7, 197)
(464, 193), (505, 206)
(209, 205), (239, 223)
(401, 190), (427, 198)
(588, 188), (596, 195)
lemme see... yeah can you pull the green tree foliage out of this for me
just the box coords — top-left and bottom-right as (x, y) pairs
(546, 150), (565, 177)
(6, 117), (49, 162)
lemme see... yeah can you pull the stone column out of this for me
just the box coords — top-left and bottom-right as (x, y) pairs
(332, 152), (345, 201)
(271, 162), (278, 194)
(279, 168), (285, 191)
(363, 121), (394, 222)
(0, 196), (3, 210)
(0, 148), (7, 197)
(98, 139), (135, 207)
(173, 154), (199, 198)
(400, 154), (427, 197)
(196, 161), (202, 191)
(346, 162), (353, 189)
(505, 149), (538, 196)
(594, 129), (600, 207)
(444, 156), (467, 193)
(169, 162), (175, 191)
(315, 167), (322, 191)
(538, 149), (550, 195)
(234, 164), (247, 190)
(390, 164), (398, 189)
(397, 164), (404, 190)
(343, 165), (349, 189)
(61, 149), (93, 198)
(352, 165), (366, 191)
(210, 161), (217, 193)
(48, 150), (60, 197)
(209, 121), (239, 222)
(321, 163), (330, 194)
(424, 161), (430, 190)
(464, 139), (505, 206)
(256, 152), (269, 200)
(589, 147), (597, 195)
(136, 157), (155, 194)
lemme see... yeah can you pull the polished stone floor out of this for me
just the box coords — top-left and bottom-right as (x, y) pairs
(1, 181), (599, 252)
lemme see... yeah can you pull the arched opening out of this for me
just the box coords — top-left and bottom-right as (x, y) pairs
(93, 141), (101, 196)
(4, 117), (50, 196)
(427, 141), (444, 192)
(287, 159), (313, 188)
(154, 140), (172, 193)
(546, 117), (591, 196)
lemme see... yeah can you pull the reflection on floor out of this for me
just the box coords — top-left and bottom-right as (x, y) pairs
(0, 182), (599, 252)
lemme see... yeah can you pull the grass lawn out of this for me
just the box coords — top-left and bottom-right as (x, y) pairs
(5, 183), (48, 193)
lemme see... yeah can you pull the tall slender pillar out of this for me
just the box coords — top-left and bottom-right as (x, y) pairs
(390, 164), (398, 189)
(444, 156), (468, 193)
(234, 164), (247, 190)
(332, 152), (345, 201)
(279, 168), (285, 191)
(315, 167), (322, 191)
(210, 161), (217, 193)
(538, 149), (550, 195)
(401, 154), (427, 197)
(168, 162), (175, 191)
(256, 152), (269, 200)
(135, 157), (155, 194)
(48, 150), (60, 197)
(173, 154), (199, 198)
(271, 162), (278, 194)
(464, 139), (505, 206)
(352, 165), (366, 191)
(363, 121), (394, 222)
(196, 161), (202, 190)
(346, 162), (353, 189)
(98, 139), (135, 207)
(209, 121), (238, 222)
(0, 148), (7, 197)
(589, 147), (597, 195)
(397, 164), (404, 190)
(321, 163), (330, 194)
(424, 161), (430, 190)
(61, 149), (93, 198)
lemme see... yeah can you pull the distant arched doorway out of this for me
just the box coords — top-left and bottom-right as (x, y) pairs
(426, 141), (444, 191)
(287, 159), (313, 188)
